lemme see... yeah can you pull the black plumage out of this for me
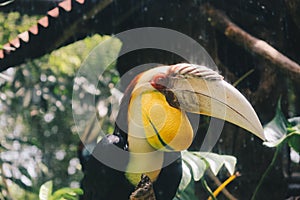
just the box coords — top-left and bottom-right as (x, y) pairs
(80, 125), (182, 200)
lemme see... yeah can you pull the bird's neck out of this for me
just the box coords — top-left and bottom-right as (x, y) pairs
(125, 91), (164, 186)
(125, 135), (164, 186)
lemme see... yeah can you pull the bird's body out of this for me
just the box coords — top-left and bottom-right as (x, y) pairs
(80, 128), (182, 200)
(79, 63), (265, 200)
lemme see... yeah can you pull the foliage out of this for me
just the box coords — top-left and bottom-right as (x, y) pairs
(287, 117), (300, 155)
(251, 100), (300, 200)
(264, 100), (300, 160)
(176, 99), (300, 200)
(0, 10), (122, 199)
(0, 11), (39, 49)
(174, 151), (237, 199)
(39, 181), (83, 200)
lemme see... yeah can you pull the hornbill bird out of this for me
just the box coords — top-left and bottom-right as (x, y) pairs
(79, 63), (265, 200)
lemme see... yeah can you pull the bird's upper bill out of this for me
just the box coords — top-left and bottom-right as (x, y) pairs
(131, 63), (265, 141)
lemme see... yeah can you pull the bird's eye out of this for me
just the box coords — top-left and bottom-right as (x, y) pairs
(150, 73), (168, 90)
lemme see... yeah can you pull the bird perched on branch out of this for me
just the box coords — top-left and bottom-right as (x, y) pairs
(79, 63), (265, 200)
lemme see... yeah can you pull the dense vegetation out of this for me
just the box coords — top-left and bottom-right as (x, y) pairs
(0, 11), (122, 199)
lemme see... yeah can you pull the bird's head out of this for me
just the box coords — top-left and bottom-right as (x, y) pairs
(123, 63), (265, 152)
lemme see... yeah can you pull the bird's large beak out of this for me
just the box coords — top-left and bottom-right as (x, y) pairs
(165, 69), (265, 140)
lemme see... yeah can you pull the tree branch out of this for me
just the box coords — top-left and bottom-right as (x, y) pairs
(201, 4), (300, 80)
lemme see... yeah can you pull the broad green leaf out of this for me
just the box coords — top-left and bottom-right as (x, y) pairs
(199, 152), (224, 175)
(174, 181), (198, 200)
(39, 181), (53, 200)
(264, 131), (300, 152)
(288, 117), (300, 153)
(263, 100), (287, 145)
(288, 117), (300, 130)
(50, 187), (83, 200)
(290, 148), (300, 163)
(263, 102), (300, 155)
(263, 134), (287, 147)
(221, 155), (237, 175)
(199, 152), (237, 175)
(287, 133), (300, 154)
(179, 161), (192, 191)
(180, 151), (237, 190)
(182, 151), (207, 181)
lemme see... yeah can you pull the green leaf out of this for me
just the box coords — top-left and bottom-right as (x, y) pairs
(182, 151), (207, 181)
(7, 177), (33, 191)
(18, 166), (32, 180)
(50, 188), (83, 200)
(290, 148), (300, 163)
(287, 133), (300, 154)
(288, 117), (300, 153)
(263, 100), (288, 146)
(0, 143), (8, 151)
(179, 151), (237, 194)
(263, 134), (287, 148)
(39, 181), (53, 200)
(179, 161), (192, 191)
(263, 101), (300, 154)
(0, 0), (14, 7)
(221, 155), (237, 175)
(174, 181), (198, 200)
(182, 151), (237, 177)
(288, 117), (300, 129)
(264, 130), (300, 152)
(199, 152), (224, 175)
(192, 152), (237, 176)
